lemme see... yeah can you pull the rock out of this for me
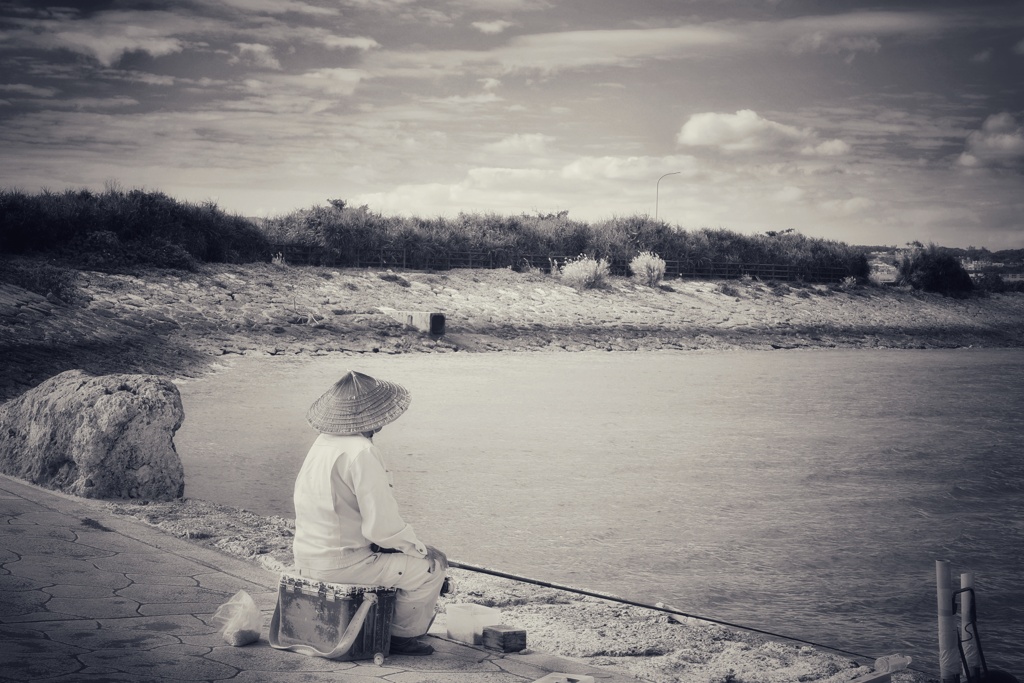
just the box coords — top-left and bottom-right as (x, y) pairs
(0, 370), (185, 500)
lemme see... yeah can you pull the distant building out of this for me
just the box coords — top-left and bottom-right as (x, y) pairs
(961, 259), (1004, 271)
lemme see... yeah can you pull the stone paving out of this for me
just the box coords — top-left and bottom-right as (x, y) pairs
(0, 474), (635, 683)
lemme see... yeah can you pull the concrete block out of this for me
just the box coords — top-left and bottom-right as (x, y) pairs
(379, 307), (445, 336)
(483, 624), (526, 652)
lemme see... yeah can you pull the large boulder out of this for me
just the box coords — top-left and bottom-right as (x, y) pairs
(0, 370), (185, 500)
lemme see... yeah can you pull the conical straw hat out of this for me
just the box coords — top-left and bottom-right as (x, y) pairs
(306, 371), (411, 435)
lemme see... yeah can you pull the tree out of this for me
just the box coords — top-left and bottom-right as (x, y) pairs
(897, 244), (974, 297)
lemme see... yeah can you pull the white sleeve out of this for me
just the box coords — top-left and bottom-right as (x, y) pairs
(346, 445), (427, 557)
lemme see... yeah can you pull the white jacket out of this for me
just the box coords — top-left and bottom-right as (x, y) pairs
(292, 433), (427, 570)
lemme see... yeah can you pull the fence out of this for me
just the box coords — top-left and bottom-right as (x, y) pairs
(268, 244), (854, 284)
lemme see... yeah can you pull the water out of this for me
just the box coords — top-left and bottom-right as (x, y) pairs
(174, 349), (1024, 675)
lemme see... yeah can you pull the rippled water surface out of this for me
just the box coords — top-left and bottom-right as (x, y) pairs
(175, 349), (1024, 675)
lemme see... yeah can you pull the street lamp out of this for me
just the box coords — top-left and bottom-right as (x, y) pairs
(655, 171), (680, 221)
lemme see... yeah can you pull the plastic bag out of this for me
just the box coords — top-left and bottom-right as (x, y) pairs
(211, 590), (261, 646)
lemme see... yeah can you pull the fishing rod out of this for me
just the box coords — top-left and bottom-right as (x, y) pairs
(448, 560), (880, 664)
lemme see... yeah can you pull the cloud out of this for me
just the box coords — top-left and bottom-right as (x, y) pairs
(421, 92), (502, 107)
(472, 20), (514, 35)
(351, 165), (561, 216)
(677, 110), (853, 158)
(1015, 38), (1024, 55)
(52, 29), (184, 67)
(778, 11), (949, 57)
(7, 10), (201, 67)
(296, 68), (368, 96)
(223, 23), (379, 52)
(238, 68), (370, 107)
(820, 196), (876, 216)
(333, 0), (419, 7)
(772, 186), (805, 204)
(0, 5), (377, 70)
(678, 110), (809, 152)
(326, 0), (454, 25)
(958, 113), (1024, 169)
(465, 166), (551, 188)
(217, 0), (340, 16)
(452, 0), (550, 9)
(560, 155), (699, 181)
(802, 139), (851, 156)
(312, 34), (379, 51)
(497, 26), (737, 71)
(364, 25), (737, 77)
(44, 96), (141, 109)
(970, 49), (993, 64)
(231, 43), (282, 70)
(788, 33), (880, 57)
(0, 83), (59, 97)
(362, 10), (982, 80)
(483, 133), (554, 155)
(112, 71), (177, 86)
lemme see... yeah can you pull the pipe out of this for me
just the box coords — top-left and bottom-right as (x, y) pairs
(937, 560), (960, 683)
(960, 573), (981, 681)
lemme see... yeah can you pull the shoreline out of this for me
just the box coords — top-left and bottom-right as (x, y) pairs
(2, 258), (1024, 402)
(104, 496), (927, 683)
(3, 259), (1016, 681)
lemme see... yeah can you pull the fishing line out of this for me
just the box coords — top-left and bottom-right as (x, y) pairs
(449, 560), (900, 666)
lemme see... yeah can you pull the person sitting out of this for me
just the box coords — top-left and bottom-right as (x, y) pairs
(292, 370), (447, 656)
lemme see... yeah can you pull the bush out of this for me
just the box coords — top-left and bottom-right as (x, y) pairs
(0, 259), (78, 303)
(66, 230), (131, 271)
(846, 252), (870, 280)
(838, 276), (859, 290)
(629, 251), (667, 287)
(717, 282), (741, 298)
(0, 187), (269, 268)
(0, 187), (872, 282)
(136, 238), (201, 271)
(258, 202), (867, 281)
(973, 272), (1005, 293)
(897, 244), (974, 296)
(559, 255), (610, 290)
(974, 272), (1024, 294)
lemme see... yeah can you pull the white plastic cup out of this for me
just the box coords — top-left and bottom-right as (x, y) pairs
(446, 604), (501, 645)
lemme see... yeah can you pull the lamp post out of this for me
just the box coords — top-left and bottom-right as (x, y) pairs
(655, 172), (680, 221)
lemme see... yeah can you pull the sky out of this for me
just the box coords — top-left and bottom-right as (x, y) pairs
(1, 1), (1023, 249)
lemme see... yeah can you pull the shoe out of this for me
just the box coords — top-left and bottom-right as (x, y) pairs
(390, 635), (434, 656)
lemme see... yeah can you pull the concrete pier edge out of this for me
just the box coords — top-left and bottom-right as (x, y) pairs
(0, 473), (635, 683)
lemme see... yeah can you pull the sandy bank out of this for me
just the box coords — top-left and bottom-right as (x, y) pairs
(2, 259), (1023, 402)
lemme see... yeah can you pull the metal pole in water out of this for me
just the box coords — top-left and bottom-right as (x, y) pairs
(960, 572), (981, 681)
(937, 560), (960, 683)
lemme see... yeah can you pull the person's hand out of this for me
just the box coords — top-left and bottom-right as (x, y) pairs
(424, 545), (448, 573)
